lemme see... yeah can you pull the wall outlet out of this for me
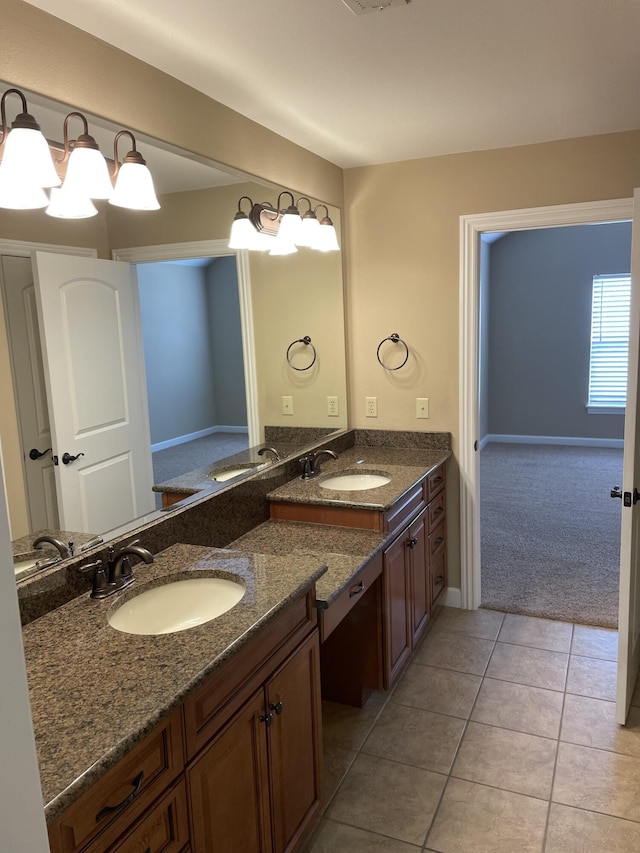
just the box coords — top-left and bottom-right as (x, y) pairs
(327, 396), (339, 417)
(416, 397), (429, 419)
(282, 395), (293, 415)
(366, 396), (378, 417)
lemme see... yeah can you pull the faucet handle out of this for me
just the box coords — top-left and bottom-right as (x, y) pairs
(79, 559), (110, 599)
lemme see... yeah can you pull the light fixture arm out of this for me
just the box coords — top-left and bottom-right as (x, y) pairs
(0, 88), (41, 145)
(58, 111), (93, 164)
(112, 129), (146, 178)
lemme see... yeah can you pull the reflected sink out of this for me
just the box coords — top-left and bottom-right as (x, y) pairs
(13, 558), (39, 580)
(319, 473), (391, 491)
(108, 577), (246, 635)
(208, 463), (262, 482)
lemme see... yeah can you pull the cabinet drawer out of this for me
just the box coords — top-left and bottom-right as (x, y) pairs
(184, 589), (316, 759)
(48, 710), (184, 853)
(320, 552), (383, 642)
(428, 519), (446, 560)
(85, 778), (189, 853)
(430, 545), (447, 607)
(427, 490), (445, 532)
(426, 465), (445, 502)
(383, 484), (426, 535)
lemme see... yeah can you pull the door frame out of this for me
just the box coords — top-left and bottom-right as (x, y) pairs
(459, 197), (634, 610)
(112, 240), (259, 447)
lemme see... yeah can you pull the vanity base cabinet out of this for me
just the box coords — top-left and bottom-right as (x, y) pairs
(382, 532), (412, 688)
(187, 630), (322, 853)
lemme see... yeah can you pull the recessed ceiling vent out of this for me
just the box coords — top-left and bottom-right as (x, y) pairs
(340, 0), (412, 16)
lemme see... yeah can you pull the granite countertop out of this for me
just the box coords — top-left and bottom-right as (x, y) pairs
(267, 446), (450, 511)
(152, 442), (305, 496)
(22, 542), (327, 822)
(231, 520), (387, 606)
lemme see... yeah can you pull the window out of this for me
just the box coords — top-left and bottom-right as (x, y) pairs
(587, 273), (631, 413)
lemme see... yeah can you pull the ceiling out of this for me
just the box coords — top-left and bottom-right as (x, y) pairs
(21, 0), (640, 170)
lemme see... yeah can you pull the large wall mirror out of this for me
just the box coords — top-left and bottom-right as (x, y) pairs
(0, 84), (348, 562)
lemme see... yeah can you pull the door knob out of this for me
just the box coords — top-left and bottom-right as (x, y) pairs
(611, 486), (623, 499)
(28, 447), (51, 460)
(62, 451), (85, 465)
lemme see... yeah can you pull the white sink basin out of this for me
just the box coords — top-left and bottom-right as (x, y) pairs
(108, 577), (245, 635)
(13, 558), (39, 579)
(319, 473), (391, 491)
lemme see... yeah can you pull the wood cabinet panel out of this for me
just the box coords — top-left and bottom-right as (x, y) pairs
(430, 543), (447, 608)
(188, 689), (272, 853)
(267, 631), (322, 853)
(382, 535), (411, 688)
(427, 490), (445, 532)
(426, 466), (445, 502)
(48, 710), (184, 853)
(383, 484), (425, 535)
(319, 552), (383, 642)
(429, 519), (446, 561)
(408, 511), (429, 646)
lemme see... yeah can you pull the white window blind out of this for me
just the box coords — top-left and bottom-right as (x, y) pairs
(588, 273), (631, 410)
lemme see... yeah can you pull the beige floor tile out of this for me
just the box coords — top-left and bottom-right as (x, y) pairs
(322, 692), (387, 751)
(497, 613), (573, 652)
(571, 625), (618, 661)
(485, 642), (568, 691)
(471, 677), (563, 738)
(545, 803), (640, 853)
(362, 702), (465, 774)
(451, 721), (556, 798)
(303, 818), (422, 852)
(566, 655), (617, 701)
(426, 778), (548, 853)
(561, 695), (640, 758)
(326, 753), (446, 846)
(429, 606), (505, 640)
(412, 631), (494, 675)
(322, 745), (357, 810)
(553, 741), (640, 822)
(391, 663), (481, 719)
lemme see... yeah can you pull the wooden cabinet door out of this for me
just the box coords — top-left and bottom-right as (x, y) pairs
(266, 631), (323, 853)
(408, 510), (429, 646)
(383, 534), (412, 688)
(188, 688), (272, 853)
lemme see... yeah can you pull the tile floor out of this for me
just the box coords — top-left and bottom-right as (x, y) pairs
(303, 606), (640, 852)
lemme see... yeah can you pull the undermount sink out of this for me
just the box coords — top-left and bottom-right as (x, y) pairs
(319, 472), (391, 491)
(13, 558), (39, 579)
(208, 463), (262, 482)
(108, 576), (246, 635)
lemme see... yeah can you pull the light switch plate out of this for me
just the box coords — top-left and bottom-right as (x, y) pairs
(282, 396), (293, 415)
(416, 397), (429, 418)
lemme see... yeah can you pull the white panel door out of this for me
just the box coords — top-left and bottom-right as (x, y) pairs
(1, 255), (59, 532)
(32, 252), (155, 535)
(617, 188), (640, 723)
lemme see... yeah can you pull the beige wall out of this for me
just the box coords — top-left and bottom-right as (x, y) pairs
(344, 130), (640, 589)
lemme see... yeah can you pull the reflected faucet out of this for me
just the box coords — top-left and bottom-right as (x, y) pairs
(33, 534), (73, 559)
(258, 446), (281, 462)
(299, 449), (338, 480)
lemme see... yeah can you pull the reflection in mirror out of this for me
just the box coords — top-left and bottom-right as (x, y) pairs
(0, 84), (348, 573)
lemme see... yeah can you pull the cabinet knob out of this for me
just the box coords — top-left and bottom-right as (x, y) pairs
(270, 701), (284, 715)
(259, 712), (273, 727)
(407, 537), (418, 549)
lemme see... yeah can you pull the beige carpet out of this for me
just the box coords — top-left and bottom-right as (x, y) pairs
(480, 443), (622, 628)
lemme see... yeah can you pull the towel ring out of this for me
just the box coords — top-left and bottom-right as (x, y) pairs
(286, 336), (317, 371)
(376, 333), (409, 371)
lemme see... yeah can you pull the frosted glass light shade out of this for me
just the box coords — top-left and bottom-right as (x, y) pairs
(296, 215), (321, 247)
(0, 172), (49, 209)
(63, 147), (113, 199)
(46, 187), (98, 219)
(110, 162), (160, 210)
(0, 127), (60, 188)
(277, 210), (302, 244)
(315, 222), (340, 252)
(229, 215), (258, 249)
(269, 239), (298, 256)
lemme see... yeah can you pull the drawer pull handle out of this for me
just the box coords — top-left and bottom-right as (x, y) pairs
(433, 537), (445, 549)
(260, 712), (273, 727)
(349, 580), (365, 597)
(434, 575), (444, 587)
(270, 701), (284, 715)
(95, 771), (144, 823)
(407, 537), (418, 549)
(432, 507), (444, 518)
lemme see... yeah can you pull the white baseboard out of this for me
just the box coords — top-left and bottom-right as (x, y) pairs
(152, 425), (248, 452)
(482, 434), (623, 449)
(478, 435), (491, 451)
(442, 587), (461, 608)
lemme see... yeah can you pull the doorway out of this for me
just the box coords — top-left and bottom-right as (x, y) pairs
(478, 222), (630, 627)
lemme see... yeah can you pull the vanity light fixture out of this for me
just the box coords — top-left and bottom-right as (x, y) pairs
(0, 86), (161, 216)
(228, 191), (340, 254)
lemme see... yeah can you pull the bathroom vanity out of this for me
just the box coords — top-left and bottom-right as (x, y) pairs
(19, 429), (450, 853)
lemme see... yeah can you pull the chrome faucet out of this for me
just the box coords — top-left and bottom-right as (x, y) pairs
(299, 449), (338, 480)
(258, 446), (281, 462)
(33, 534), (73, 559)
(107, 540), (154, 590)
